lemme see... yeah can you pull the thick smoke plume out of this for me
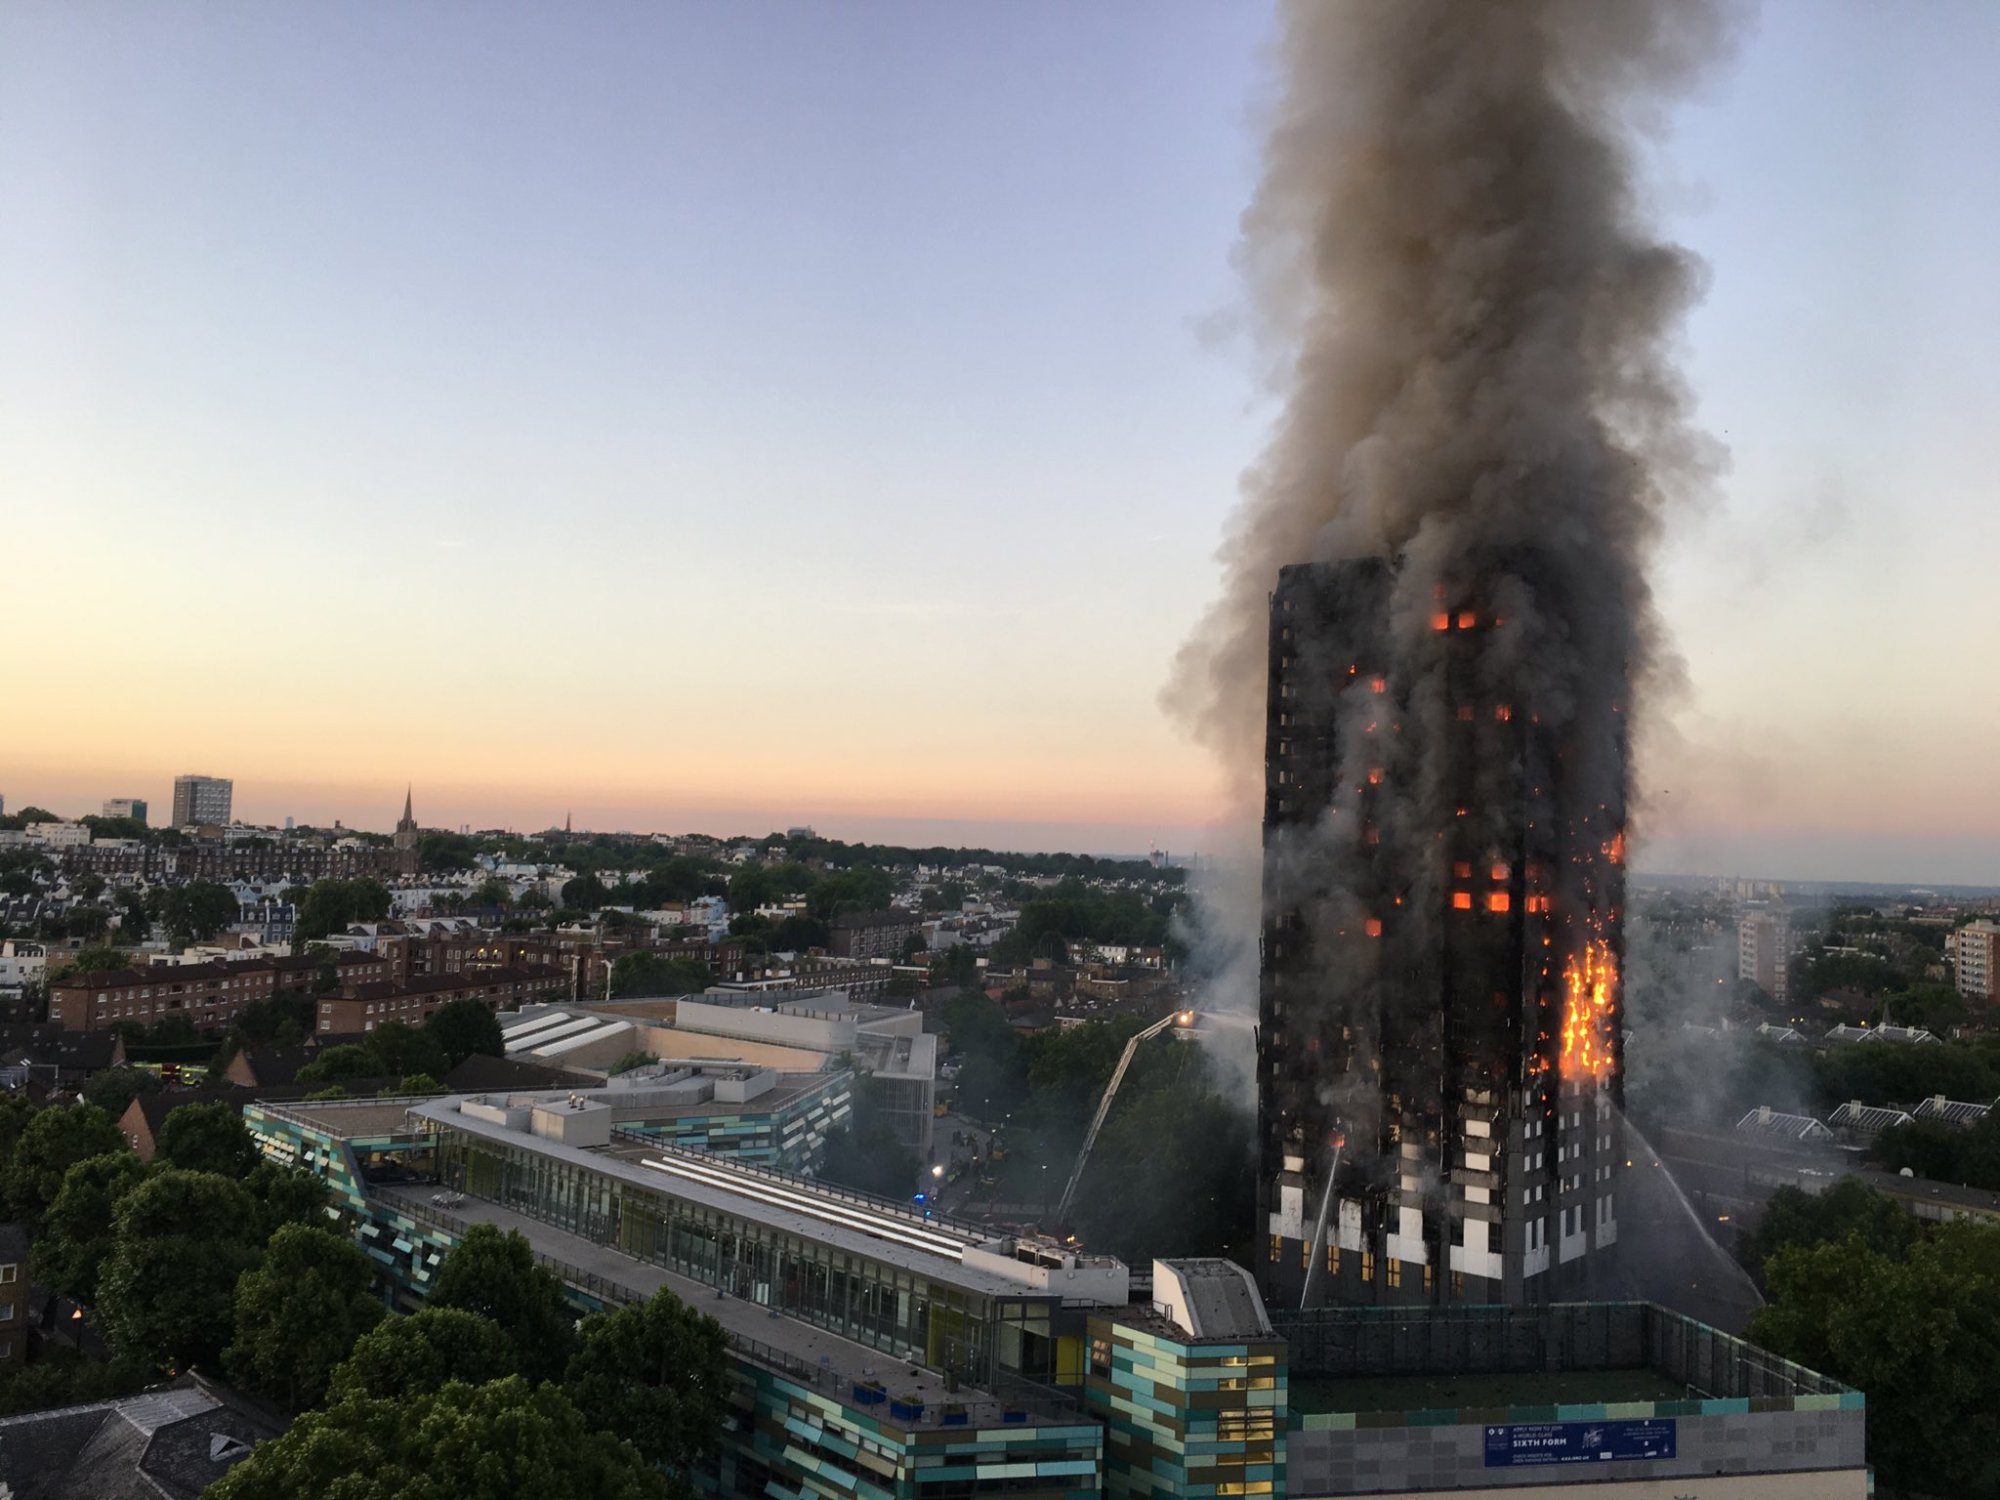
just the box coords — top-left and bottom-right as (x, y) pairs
(1169, 0), (1732, 807)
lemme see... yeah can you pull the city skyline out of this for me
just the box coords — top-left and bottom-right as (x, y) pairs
(6, 3), (2000, 881)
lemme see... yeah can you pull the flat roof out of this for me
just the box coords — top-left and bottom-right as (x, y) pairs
(253, 1099), (433, 1139)
(404, 1095), (1095, 1302)
(368, 1184), (1083, 1428)
(606, 1072), (839, 1125)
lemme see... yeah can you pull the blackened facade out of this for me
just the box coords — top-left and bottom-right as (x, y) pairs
(1257, 561), (1624, 1311)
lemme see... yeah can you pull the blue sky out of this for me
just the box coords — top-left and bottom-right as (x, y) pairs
(2, 3), (1996, 881)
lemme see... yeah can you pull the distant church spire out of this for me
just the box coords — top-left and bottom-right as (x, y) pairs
(564, 810), (572, 835)
(393, 785), (419, 852)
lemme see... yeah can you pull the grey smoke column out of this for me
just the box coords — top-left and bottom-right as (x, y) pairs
(1168, 2), (1736, 1307)
(1168, 0), (1731, 787)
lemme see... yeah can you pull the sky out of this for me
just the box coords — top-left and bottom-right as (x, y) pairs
(2, 3), (1997, 882)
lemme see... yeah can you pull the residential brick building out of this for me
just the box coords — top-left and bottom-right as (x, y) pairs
(1954, 919), (2000, 1005)
(49, 952), (392, 1033)
(0, 1225), (25, 1371)
(315, 964), (568, 1036)
(827, 908), (921, 961)
(59, 841), (416, 883)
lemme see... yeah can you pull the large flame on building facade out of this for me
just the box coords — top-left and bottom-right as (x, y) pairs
(1560, 937), (1618, 1081)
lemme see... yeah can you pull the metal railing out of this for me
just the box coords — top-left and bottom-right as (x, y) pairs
(1271, 1300), (1853, 1401)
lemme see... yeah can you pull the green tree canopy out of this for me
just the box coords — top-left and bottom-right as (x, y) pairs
(1735, 1178), (1920, 1286)
(293, 878), (393, 946)
(226, 1224), (385, 1411)
(31, 1151), (148, 1304)
(561, 874), (610, 911)
(327, 1307), (517, 1404)
(1877, 1110), (2000, 1192)
(295, 1044), (381, 1085)
(424, 998), (504, 1068)
(204, 1377), (669, 1500)
(68, 946), (131, 974)
(609, 952), (712, 999)
(0, 1096), (35, 1165)
(156, 1101), (260, 1178)
(362, 1020), (449, 1081)
(1750, 1223), (2000, 1497)
(82, 1065), (162, 1119)
(468, 877), (513, 909)
(98, 1169), (266, 1370)
(245, 1160), (334, 1241)
(939, 992), (1027, 1118)
(153, 881), (241, 946)
(427, 1224), (579, 1383)
(563, 1288), (730, 1470)
(3, 1103), (128, 1231)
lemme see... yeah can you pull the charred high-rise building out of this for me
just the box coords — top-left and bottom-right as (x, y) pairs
(1257, 560), (1626, 1309)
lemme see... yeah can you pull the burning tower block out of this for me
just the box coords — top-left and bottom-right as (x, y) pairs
(1258, 560), (1625, 1308)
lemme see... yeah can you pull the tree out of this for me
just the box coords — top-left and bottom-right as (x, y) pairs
(69, 871), (107, 903)
(564, 1288), (730, 1471)
(424, 998), (504, 1068)
(116, 892), (150, 943)
(362, 1020), (448, 1081)
(1751, 1223), (2000, 1496)
(1072, 1089), (1252, 1262)
(32, 1151), (148, 1303)
(3, 1103), (127, 1230)
(930, 943), (979, 992)
(328, 1307), (517, 1403)
(83, 1064), (162, 1119)
(295, 1044), (381, 1085)
(469, 877), (513, 910)
(414, 831), (479, 873)
(156, 1101), (260, 1179)
(156, 881), (241, 946)
(390, 1072), (445, 1096)
(204, 1377), (669, 1500)
(0, 1344), (152, 1416)
(610, 952), (711, 999)
(68, 946), (131, 975)
(0, 1095), (35, 1165)
(97, 1169), (265, 1370)
(939, 992), (1027, 1118)
(245, 1160), (334, 1240)
(561, 874), (610, 911)
(806, 866), (894, 921)
(226, 1224), (385, 1411)
(609, 1050), (655, 1075)
(293, 877), (394, 945)
(1735, 1179), (1920, 1286)
(427, 1224), (579, 1383)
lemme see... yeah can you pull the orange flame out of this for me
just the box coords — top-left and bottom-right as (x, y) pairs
(1560, 939), (1617, 1080)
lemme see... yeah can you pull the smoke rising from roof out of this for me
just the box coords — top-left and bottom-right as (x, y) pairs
(1168, 0), (1736, 804)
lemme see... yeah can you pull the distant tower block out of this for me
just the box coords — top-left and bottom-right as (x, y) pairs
(1256, 560), (1626, 1309)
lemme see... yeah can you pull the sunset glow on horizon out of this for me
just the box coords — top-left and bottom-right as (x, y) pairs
(7, 3), (2000, 881)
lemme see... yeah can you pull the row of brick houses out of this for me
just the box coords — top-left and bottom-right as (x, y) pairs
(57, 842), (417, 882)
(314, 965), (569, 1036)
(49, 953), (394, 1033)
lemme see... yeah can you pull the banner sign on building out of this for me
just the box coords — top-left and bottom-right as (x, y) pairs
(1483, 1418), (1677, 1468)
